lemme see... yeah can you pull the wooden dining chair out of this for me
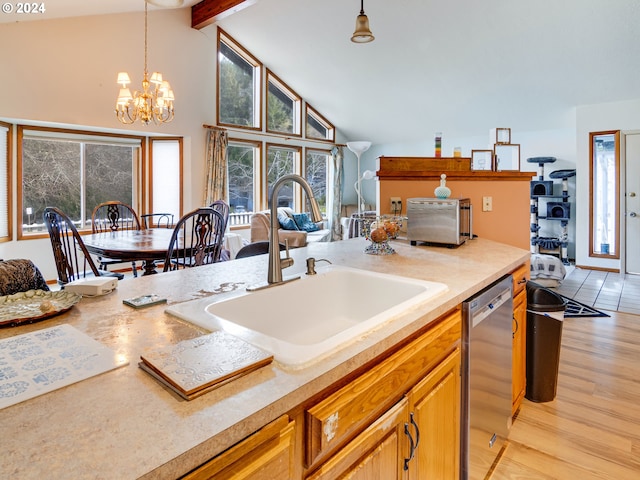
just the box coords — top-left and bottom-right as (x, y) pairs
(140, 213), (175, 229)
(163, 207), (226, 272)
(235, 241), (285, 259)
(91, 201), (142, 277)
(210, 200), (230, 233)
(43, 207), (124, 287)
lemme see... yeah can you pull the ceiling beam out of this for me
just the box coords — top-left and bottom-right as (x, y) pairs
(191, 0), (257, 30)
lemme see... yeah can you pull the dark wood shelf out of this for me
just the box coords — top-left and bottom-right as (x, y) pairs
(377, 156), (535, 181)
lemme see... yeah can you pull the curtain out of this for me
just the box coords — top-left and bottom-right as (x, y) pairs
(329, 146), (344, 241)
(203, 127), (228, 205)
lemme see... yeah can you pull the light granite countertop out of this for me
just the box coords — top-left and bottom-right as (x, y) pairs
(0, 237), (529, 479)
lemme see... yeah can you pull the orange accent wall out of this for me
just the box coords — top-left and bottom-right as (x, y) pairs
(379, 178), (533, 249)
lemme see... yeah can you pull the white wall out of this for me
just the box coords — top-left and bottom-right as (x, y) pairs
(2, 10), (639, 277)
(0, 9), (217, 279)
(356, 125), (579, 259)
(576, 98), (640, 270)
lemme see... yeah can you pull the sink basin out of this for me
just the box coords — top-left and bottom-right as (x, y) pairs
(168, 265), (447, 368)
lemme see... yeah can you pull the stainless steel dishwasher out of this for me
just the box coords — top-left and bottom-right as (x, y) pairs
(461, 275), (513, 480)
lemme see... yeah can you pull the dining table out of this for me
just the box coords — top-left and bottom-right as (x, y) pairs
(83, 229), (175, 276)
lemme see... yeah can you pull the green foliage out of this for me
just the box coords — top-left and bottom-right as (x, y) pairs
(219, 57), (254, 127)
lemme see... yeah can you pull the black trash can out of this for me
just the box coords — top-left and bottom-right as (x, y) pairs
(525, 281), (567, 402)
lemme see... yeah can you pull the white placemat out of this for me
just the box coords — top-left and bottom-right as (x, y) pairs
(0, 324), (128, 410)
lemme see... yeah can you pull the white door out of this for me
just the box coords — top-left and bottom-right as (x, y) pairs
(624, 133), (640, 274)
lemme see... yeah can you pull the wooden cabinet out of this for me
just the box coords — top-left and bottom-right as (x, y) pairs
(406, 349), (461, 479)
(186, 308), (462, 480)
(512, 290), (527, 416)
(307, 350), (461, 480)
(511, 262), (530, 416)
(306, 398), (408, 480)
(181, 415), (295, 480)
(304, 309), (461, 479)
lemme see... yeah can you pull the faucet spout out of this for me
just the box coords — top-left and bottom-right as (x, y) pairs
(263, 174), (322, 287)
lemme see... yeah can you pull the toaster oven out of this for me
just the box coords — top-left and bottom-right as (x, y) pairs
(407, 197), (473, 246)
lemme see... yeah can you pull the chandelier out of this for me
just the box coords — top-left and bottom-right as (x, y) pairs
(115, 1), (175, 125)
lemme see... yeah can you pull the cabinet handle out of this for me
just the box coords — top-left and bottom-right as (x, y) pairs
(517, 277), (527, 285)
(410, 412), (420, 450)
(403, 412), (420, 470)
(403, 422), (415, 470)
(513, 315), (518, 338)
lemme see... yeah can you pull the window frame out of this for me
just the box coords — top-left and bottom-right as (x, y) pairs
(305, 147), (331, 217)
(217, 28), (263, 131)
(265, 143), (303, 210)
(305, 104), (335, 143)
(226, 138), (261, 227)
(589, 130), (620, 259)
(148, 137), (183, 222)
(0, 121), (11, 243)
(17, 125), (145, 240)
(266, 69), (302, 137)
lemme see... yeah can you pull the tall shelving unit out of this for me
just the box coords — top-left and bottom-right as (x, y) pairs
(528, 157), (575, 265)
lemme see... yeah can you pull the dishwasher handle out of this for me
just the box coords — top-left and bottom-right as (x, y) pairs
(471, 288), (511, 328)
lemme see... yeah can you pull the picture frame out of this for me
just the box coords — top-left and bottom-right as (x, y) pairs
(471, 150), (494, 171)
(494, 144), (520, 171)
(494, 128), (511, 144)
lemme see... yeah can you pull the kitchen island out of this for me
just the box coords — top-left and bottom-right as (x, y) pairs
(0, 237), (529, 479)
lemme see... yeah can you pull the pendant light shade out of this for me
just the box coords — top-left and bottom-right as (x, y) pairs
(351, 0), (375, 43)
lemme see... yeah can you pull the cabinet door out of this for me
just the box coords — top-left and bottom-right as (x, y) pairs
(306, 398), (408, 480)
(407, 349), (461, 480)
(512, 289), (527, 416)
(181, 415), (295, 480)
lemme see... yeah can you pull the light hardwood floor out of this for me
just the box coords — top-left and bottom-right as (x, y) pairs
(490, 309), (640, 479)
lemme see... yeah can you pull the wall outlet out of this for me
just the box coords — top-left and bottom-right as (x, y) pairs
(390, 197), (402, 214)
(482, 196), (493, 212)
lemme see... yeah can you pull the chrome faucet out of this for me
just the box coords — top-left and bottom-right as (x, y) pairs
(248, 174), (323, 291)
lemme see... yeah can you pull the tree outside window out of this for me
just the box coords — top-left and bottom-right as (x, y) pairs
(227, 142), (257, 214)
(306, 150), (329, 215)
(19, 128), (140, 235)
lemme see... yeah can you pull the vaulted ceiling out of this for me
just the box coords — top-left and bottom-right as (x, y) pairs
(3, 0), (640, 144)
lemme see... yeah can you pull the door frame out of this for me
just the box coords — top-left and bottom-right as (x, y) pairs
(621, 130), (640, 275)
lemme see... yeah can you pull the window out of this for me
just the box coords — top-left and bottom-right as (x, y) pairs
(216, 30), (336, 226)
(150, 138), (183, 223)
(589, 131), (620, 258)
(227, 140), (260, 225)
(217, 29), (262, 130)
(267, 144), (300, 209)
(306, 105), (335, 142)
(0, 122), (10, 241)
(306, 149), (329, 215)
(267, 70), (301, 135)
(18, 126), (143, 237)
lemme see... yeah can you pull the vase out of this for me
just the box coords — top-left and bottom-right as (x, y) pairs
(434, 173), (451, 199)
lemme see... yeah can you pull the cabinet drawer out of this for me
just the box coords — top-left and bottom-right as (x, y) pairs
(306, 398), (408, 480)
(305, 309), (461, 466)
(182, 415), (294, 480)
(512, 262), (530, 296)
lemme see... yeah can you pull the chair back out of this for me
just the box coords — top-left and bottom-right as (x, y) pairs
(141, 213), (175, 229)
(43, 207), (102, 285)
(163, 207), (226, 271)
(210, 200), (230, 233)
(91, 201), (141, 233)
(235, 241), (285, 259)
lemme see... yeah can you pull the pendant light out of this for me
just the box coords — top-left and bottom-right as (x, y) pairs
(351, 0), (375, 43)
